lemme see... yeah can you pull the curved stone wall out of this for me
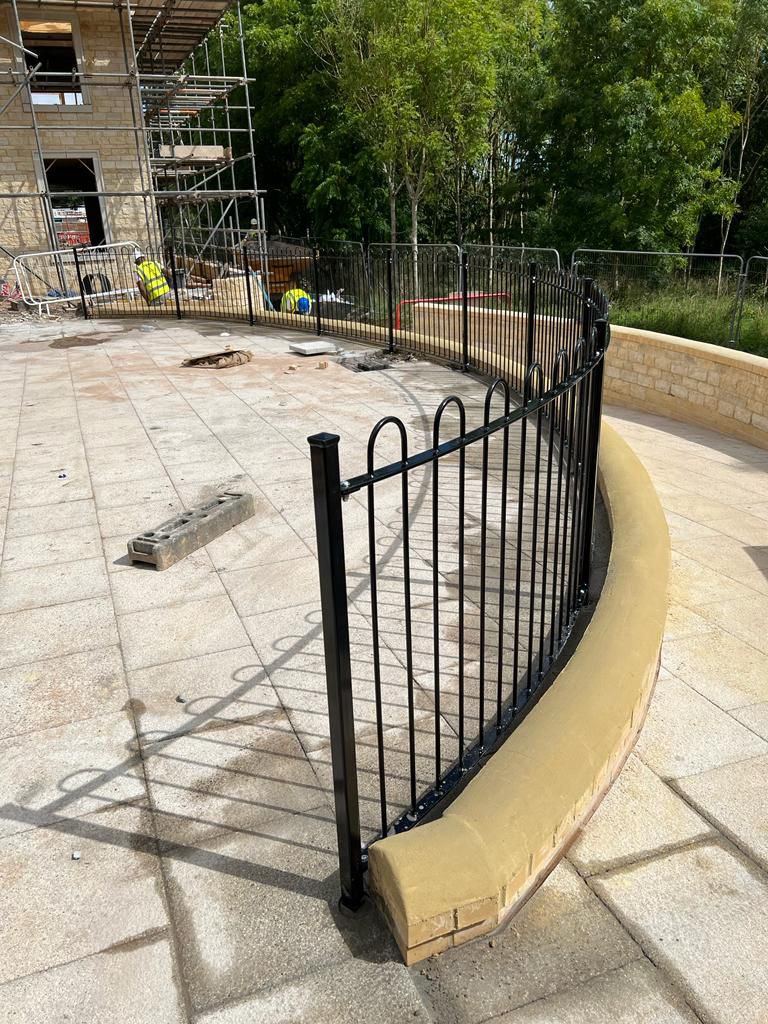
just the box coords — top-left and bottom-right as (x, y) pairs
(368, 424), (671, 964)
(606, 326), (768, 449)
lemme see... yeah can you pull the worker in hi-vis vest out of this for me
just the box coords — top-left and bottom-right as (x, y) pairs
(280, 287), (312, 314)
(135, 252), (171, 305)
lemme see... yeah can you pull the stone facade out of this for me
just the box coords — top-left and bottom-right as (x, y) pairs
(0, 6), (156, 255)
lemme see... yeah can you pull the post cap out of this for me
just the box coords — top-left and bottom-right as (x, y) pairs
(308, 432), (341, 448)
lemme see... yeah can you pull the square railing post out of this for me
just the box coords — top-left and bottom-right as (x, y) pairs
(525, 261), (538, 379)
(308, 432), (365, 911)
(578, 318), (608, 600)
(242, 245), (255, 327)
(72, 245), (88, 320)
(461, 249), (469, 370)
(386, 251), (395, 353)
(168, 246), (183, 321)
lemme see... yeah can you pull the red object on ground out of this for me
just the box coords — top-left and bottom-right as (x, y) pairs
(394, 292), (510, 331)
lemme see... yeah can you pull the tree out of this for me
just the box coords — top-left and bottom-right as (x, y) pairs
(316, 0), (496, 258)
(545, 0), (739, 252)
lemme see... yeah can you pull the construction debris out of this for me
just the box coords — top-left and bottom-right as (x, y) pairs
(181, 349), (252, 369)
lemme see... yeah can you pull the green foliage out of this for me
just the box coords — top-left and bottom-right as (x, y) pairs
(610, 289), (768, 356)
(225, 0), (768, 262)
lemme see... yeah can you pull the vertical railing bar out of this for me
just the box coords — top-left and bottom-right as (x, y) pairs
(495, 411), (510, 730)
(457, 437), (466, 765)
(527, 376), (543, 696)
(313, 246), (323, 337)
(431, 449), (442, 789)
(366, 468), (389, 838)
(401, 452), (417, 811)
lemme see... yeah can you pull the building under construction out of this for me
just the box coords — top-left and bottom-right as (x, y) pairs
(0, 0), (264, 266)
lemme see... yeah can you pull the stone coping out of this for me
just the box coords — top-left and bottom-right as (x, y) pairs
(606, 325), (768, 450)
(368, 423), (671, 964)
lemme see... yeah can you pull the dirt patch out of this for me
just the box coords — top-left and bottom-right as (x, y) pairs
(49, 334), (115, 349)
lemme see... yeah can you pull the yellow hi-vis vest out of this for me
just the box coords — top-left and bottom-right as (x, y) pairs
(280, 288), (311, 313)
(137, 260), (171, 302)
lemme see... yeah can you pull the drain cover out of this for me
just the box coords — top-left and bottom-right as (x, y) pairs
(127, 492), (255, 570)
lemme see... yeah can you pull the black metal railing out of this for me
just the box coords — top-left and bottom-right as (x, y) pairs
(78, 241), (606, 374)
(308, 268), (609, 909)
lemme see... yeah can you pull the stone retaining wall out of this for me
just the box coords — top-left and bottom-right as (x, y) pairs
(606, 326), (768, 449)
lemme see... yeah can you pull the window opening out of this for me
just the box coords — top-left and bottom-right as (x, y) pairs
(20, 19), (82, 106)
(44, 158), (105, 246)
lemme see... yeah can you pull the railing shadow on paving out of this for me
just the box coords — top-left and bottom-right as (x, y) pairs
(66, 241), (610, 909)
(300, 258), (610, 910)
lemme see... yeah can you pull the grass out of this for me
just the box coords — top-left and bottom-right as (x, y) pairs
(610, 291), (768, 359)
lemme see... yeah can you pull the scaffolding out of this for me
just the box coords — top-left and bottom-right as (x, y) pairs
(0, 0), (266, 265)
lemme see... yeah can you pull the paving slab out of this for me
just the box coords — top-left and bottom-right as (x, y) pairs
(204, 517), (311, 574)
(592, 841), (768, 1024)
(220, 555), (320, 618)
(9, 474), (93, 509)
(568, 755), (714, 877)
(96, 497), (183, 539)
(0, 597), (119, 669)
(0, 935), (185, 1024)
(674, 534), (768, 582)
(92, 475), (179, 510)
(0, 646), (128, 739)
(199, 959), (429, 1024)
(4, 497), (97, 538)
(668, 550), (759, 606)
(634, 676), (767, 779)
(127, 645), (279, 744)
(0, 805), (168, 985)
(0, 556), (109, 613)
(419, 861), (640, 1024)
(661, 630), (768, 710)
(731, 701), (768, 740)
(163, 814), (396, 1015)
(110, 548), (226, 614)
(0, 523), (103, 572)
(696, 593), (768, 655)
(142, 712), (327, 847)
(490, 959), (699, 1023)
(674, 754), (768, 871)
(117, 593), (250, 671)
(0, 711), (145, 838)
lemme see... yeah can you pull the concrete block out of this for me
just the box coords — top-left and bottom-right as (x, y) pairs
(127, 492), (255, 570)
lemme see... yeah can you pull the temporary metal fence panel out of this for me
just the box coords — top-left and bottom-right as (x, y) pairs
(80, 243), (268, 324)
(13, 242), (140, 314)
(571, 249), (744, 346)
(737, 256), (768, 350)
(464, 243), (561, 272)
(309, 274), (609, 909)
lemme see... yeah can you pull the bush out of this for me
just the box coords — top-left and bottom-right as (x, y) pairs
(610, 291), (768, 359)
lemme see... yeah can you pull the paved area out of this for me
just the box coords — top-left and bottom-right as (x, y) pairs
(0, 316), (766, 1022)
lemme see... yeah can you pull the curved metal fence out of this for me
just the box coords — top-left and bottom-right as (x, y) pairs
(64, 239), (765, 351)
(308, 267), (609, 909)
